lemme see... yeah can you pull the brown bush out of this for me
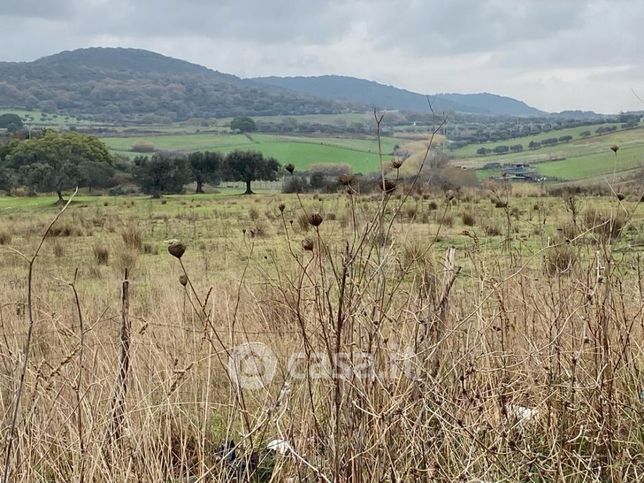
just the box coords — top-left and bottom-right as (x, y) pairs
(483, 223), (502, 236)
(131, 140), (156, 153)
(461, 212), (476, 226)
(582, 208), (626, 241)
(121, 226), (143, 251)
(0, 230), (11, 245)
(544, 245), (577, 275)
(93, 244), (109, 265)
(297, 213), (310, 232)
(52, 241), (65, 258)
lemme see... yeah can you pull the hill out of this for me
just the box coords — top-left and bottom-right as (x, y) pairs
(251, 75), (546, 116)
(0, 48), (354, 122)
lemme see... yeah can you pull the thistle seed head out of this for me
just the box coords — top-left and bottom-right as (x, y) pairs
(308, 212), (323, 227)
(168, 241), (186, 259)
(301, 238), (314, 251)
(391, 158), (404, 169)
(381, 179), (396, 193)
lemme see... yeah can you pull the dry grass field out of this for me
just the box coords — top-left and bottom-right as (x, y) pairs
(0, 181), (642, 481)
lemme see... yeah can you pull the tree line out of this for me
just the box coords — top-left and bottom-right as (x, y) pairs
(0, 131), (281, 199)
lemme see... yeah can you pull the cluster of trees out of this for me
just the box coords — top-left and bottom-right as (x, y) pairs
(229, 117), (257, 133)
(476, 144), (524, 155)
(527, 135), (573, 150)
(476, 132), (582, 156)
(0, 131), (114, 201)
(595, 125), (618, 135)
(0, 131), (282, 198)
(132, 150), (280, 197)
(450, 116), (631, 148)
(0, 114), (24, 133)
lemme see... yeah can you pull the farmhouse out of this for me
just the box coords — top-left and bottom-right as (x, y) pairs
(497, 163), (542, 182)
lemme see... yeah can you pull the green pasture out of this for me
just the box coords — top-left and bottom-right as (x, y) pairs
(452, 122), (627, 157)
(102, 132), (399, 173)
(536, 145), (644, 180)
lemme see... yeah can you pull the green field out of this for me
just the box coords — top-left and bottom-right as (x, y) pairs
(102, 132), (400, 173)
(452, 123), (625, 157)
(536, 145), (643, 179)
(459, 126), (644, 181)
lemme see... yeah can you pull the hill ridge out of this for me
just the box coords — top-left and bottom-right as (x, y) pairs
(251, 74), (547, 116)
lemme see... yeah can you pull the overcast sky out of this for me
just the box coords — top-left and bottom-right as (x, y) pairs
(1, 0), (642, 113)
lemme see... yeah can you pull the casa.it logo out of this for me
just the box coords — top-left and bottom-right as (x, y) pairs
(227, 342), (277, 390)
(228, 342), (418, 390)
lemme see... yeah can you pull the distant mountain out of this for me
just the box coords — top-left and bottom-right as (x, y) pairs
(252, 75), (546, 116)
(0, 48), (354, 122)
(433, 93), (545, 116)
(550, 110), (606, 120)
(0, 47), (549, 123)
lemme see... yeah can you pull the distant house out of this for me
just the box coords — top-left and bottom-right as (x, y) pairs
(497, 163), (542, 182)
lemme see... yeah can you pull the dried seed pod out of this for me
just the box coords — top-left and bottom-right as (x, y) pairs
(278, 203), (286, 213)
(610, 144), (619, 153)
(616, 193), (625, 201)
(391, 158), (404, 169)
(179, 274), (188, 286)
(381, 179), (396, 193)
(338, 174), (353, 186)
(168, 241), (186, 259)
(308, 212), (323, 227)
(285, 163), (295, 174)
(301, 238), (314, 251)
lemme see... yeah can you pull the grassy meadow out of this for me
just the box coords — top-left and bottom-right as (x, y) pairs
(456, 125), (644, 181)
(0, 182), (642, 481)
(102, 132), (402, 172)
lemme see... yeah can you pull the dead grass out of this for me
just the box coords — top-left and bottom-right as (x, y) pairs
(0, 188), (641, 482)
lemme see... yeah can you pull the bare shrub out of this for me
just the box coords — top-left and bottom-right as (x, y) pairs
(461, 212), (476, 226)
(544, 244), (577, 275)
(559, 221), (579, 240)
(49, 223), (79, 237)
(582, 208), (626, 240)
(296, 213), (310, 232)
(93, 244), (109, 265)
(52, 241), (64, 258)
(121, 226), (143, 251)
(115, 247), (139, 273)
(440, 214), (454, 227)
(248, 207), (259, 221)
(0, 230), (11, 245)
(483, 222), (502, 236)
(142, 242), (158, 255)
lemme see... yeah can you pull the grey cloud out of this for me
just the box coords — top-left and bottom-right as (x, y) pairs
(0, 0), (76, 19)
(0, 0), (641, 112)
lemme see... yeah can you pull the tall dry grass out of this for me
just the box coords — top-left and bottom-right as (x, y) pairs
(0, 127), (642, 481)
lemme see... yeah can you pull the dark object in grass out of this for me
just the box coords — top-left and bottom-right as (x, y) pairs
(301, 238), (314, 251)
(168, 241), (186, 259)
(381, 179), (396, 193)
(308, 213), (323, 227)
